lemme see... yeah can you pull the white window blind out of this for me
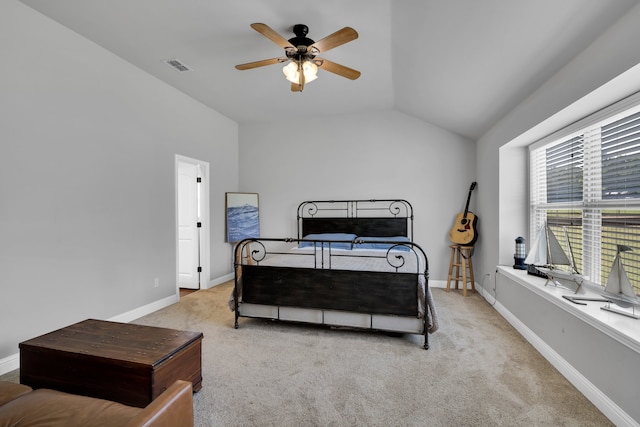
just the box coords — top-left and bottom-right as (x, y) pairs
(529, 97), (640, 293)
(601, 110), (640, 200)
(545, 135), (584, 203)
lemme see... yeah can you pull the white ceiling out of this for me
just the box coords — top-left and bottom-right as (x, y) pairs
(20, 0), (639, 140)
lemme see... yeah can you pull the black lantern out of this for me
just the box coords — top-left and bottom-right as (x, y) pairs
(513, 236), (527, 270)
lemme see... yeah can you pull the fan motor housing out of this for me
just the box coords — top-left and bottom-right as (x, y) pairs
(287, 24), (316, 60)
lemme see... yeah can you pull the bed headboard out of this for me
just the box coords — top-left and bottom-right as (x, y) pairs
(297, 199), (414, 240)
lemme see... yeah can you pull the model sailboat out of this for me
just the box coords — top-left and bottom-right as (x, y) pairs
(601, 245), (640, 319)
(524, 223), (584, 293)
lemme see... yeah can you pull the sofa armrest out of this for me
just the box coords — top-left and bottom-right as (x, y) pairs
(125, 380), (194, 427)
(0, 381), (33, 406)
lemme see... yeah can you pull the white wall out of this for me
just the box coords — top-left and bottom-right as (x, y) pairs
(0, 1), (238, 361)
(239, 109), (475, 281)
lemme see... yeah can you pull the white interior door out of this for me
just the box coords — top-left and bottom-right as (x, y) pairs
(177, 161), (201, 289)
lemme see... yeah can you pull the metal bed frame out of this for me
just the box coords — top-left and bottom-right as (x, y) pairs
(233, 199), (432, 349)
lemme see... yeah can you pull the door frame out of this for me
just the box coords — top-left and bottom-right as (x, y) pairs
(175, 154), (210, 292)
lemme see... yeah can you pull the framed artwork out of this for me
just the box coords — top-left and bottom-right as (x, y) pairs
(226, 192), (260, 242)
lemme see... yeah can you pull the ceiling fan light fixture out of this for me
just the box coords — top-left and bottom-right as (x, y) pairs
(282, 60), (318, 84)
(282, 61), (297, 82)
(302, 60), (318, 81)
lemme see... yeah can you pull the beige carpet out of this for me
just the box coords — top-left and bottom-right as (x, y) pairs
(2, 282), (612, 426)
(143, 282), (610, 426)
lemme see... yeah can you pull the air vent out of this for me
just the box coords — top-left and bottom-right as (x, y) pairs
(163, 59), (192, 72)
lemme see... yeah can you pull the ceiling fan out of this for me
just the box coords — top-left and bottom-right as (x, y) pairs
(235, 23), (361, 92)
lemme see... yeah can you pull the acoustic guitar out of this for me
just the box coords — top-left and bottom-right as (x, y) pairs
(449, 182), (478, 246)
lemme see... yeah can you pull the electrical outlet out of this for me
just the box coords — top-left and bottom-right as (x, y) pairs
(154, 278), (160, 288)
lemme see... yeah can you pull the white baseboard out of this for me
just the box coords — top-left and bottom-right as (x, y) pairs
(206, 273), (234, 289)
(429, 280), (447, 289)
(0, 354), (19, 376)
(108, 294), (178, 324)
(486, 290), (638, 427)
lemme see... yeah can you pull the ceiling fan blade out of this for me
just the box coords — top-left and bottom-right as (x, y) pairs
(316, 58), (361, 80)
(235, 57), (287, 70)
(250, 23), (294, 49)
(310, 27), (358, 54)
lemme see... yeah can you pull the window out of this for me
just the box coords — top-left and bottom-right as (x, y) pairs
(529, 99), (640, 294)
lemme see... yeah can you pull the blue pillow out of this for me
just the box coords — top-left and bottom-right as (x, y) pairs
(298, 233), (356, 250)
(354, 236), (411, 251)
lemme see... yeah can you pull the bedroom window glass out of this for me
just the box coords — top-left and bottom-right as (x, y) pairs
(529, 101), (640, 294)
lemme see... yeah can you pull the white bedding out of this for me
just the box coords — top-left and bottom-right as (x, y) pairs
(263, 246), (421, 271)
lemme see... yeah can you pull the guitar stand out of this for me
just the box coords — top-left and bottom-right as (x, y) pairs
(447, 245), (475, 296)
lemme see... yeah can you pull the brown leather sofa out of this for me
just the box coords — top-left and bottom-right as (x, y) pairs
(0, 380), (193, 427)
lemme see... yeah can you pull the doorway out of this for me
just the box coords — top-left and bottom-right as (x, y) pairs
(176, 155), (210, 291)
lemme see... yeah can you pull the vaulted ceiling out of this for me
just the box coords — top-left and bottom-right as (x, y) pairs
(20, 0), (639, 140)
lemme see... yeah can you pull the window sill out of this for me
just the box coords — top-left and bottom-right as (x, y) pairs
(496, 266), (640, 354)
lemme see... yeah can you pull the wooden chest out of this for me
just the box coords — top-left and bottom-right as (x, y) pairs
(19, 319), (203, 408)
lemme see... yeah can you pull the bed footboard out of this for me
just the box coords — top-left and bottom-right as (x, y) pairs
(242, 265), (417, 315)
(232, 236), (433, 349)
